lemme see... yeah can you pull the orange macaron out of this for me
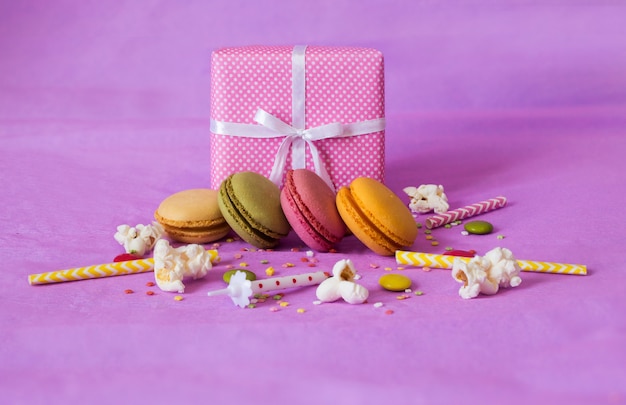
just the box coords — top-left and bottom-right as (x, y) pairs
(154, 188), (230, 244)
(336, 177), (418, 255)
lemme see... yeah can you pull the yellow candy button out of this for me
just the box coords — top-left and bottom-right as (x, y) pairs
(378, 274), (412, 292)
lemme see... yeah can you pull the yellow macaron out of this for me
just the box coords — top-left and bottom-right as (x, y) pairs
(154, 188), (230, 244)
(336, 177), (417, 255)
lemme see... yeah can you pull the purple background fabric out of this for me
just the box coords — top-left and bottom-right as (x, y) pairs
(1, 1), (625, 404)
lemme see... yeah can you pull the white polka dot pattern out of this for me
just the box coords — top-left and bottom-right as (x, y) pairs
(210, 45), (385, 189)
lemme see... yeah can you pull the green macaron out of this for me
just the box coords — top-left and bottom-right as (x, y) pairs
(218, 171), (290, 249)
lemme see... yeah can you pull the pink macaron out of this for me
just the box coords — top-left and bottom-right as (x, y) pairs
(280, 169), (346, 251)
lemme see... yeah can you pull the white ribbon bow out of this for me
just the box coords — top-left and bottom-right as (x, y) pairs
(253, 108), (343, 189)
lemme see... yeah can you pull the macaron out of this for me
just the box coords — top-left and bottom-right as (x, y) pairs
(336, 177), (418, 256)
(154, 188), (230, 244)
(218, 171), (290, 249)
(280, 169), (346, 251)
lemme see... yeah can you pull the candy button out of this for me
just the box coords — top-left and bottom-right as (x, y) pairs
(378, 274), (412, 292)
(464, 220), (493, 235)
(223, 269), (257, 283)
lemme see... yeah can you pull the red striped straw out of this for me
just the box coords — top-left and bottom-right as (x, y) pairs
(425, 196), (507, 229)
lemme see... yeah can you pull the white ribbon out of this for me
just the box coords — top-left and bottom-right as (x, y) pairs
(210, 45), (386, 189)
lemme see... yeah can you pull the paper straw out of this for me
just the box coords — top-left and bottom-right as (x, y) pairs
(395, 251), (587, 275)
(28, 250), (219, 285)
(424, 196), (507, 229)
(208, 270), (330, 307)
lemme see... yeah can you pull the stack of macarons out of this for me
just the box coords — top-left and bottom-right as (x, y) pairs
(154, 188), (230, 244)
(155, 170), (417, 256)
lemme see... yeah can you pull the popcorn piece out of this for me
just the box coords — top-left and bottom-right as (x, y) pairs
(332, 259), (356, 281)
(451, 247), (522, 299)
(153, 239), (213, 293)
(315, 259), (369, 304)
(337, 281), (369, 304)
(114, 222), (164, 256)
(403, 184), (450, 214)
(316, 277), (343, 302)
(484, 247), (523, 289)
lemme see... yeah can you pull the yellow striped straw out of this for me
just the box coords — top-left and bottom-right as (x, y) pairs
(28, 250), (219, 285)
(395, 251), (587, 276)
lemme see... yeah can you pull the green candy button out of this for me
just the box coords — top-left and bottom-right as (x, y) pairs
(464, 220), (494, 235)
(223, 269), (257, 283)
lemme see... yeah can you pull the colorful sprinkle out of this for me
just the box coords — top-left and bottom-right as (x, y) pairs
(497, 234), (506, 239)
(431, 241), (440, 246)
(369, 263), (380, 269)
(373, 302), (384, 308)
(422, 266), (431, 272)
(444, 224), (452, 229)
(445, 246), (454, 251)
(233, 253), (243, 259)
(239, 262), (248, 267)
(282, 262), (295, 268)
(385, 309), (394, 315)
(396, 294), (410, 300)
(415, 290), (424, 296)
(265, 267), (275, 276)
(306, 250), (315, 258)
(291, 247), (300, 252)
(124, 289), (134, 294)
(461, 231), (469, 236)
(296, 308), (306, 314)
(269, 307), (279, 312)
(260, 259), (269, 264)
(425, 235), (433, 240)
(300, 257), (309, 262)
(313, 300), (322, 305)
(272, 294), (283, 300)
(174, 295), (184, 301)
(247, 303), (256, 309)
(384, 267), (393, 271)
(146, 281), (155, 287)
(146, 290), (155, 296)
(279, 301), (290, 307)
(424, 229), (432, 234)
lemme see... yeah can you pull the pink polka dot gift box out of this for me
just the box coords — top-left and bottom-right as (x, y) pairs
(209, 45), (386, 190)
